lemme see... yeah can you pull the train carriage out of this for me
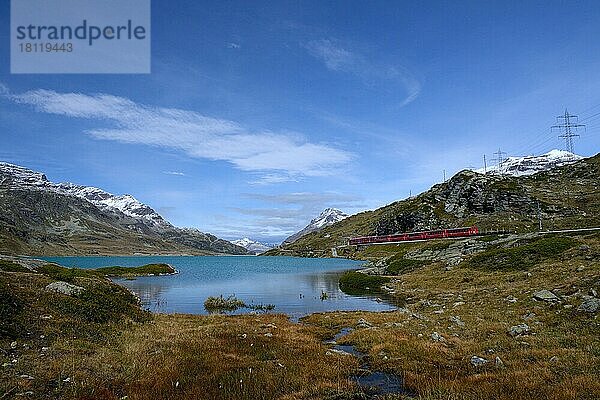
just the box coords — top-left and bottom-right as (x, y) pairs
(349, 226), (479, 245)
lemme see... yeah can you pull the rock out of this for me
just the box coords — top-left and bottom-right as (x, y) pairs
(577, 266), (585, 272)
(549, 356), (559, 363)
(508, 323), (530, 337)
(264, 332), (273, 338)
(326, 349), (353, 356)
(505, 295), (518, 303)
(563, 304), (573, 309)
(577, 298), (600, 313)
(578, 245), (590, 252)
(453, 301), (465, 307)
(10, 341), (17, 349)
(45, 281), (85, 296)
(41, 347), (49, 352)
(532, 290), (560, 303)
(590, 288), (598, 297)
(495, 356), (504, 367)
(522, 312), (536, 321)
(19, 374), (34, 380)
(263, 323), (277, 329)
(431, 331), (445, 342)
(470, 356), (488, 367)
(356, 318), (373, 328)
(450, 316), (465, 327)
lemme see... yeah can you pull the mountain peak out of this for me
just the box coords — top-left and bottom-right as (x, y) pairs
(284, 208), (348, 244)
(231, 238), (273, 254)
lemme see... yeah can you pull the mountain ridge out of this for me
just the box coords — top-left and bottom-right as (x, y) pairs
(267, 152), (600, 257)
(0, 162), (248, 256)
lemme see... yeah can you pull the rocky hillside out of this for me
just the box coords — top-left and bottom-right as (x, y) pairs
(0, 162), (248, 256)
(283, 208), (348, 244)
(268, 153), (600, 257)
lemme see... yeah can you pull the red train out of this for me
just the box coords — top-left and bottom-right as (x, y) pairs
(348, 226), (479, 245)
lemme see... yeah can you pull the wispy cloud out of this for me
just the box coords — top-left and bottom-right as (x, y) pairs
(8, 89), (353, 178)
(0, 82), (8, 95)
(304, 39), (421, 107)
(163, 171), (186, 176)
(227, 42), (241, 49)
(225, 191), (365, 241)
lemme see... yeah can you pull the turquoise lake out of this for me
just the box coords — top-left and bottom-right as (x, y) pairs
(40, 256), (396, 319)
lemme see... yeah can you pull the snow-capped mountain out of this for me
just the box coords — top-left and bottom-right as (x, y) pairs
(476, 150), (583, 177)
(283, 208), (348, 244)
(0, 162), (171, 230)
(0, 162), (248, 255)
(231, 238), (274, 254)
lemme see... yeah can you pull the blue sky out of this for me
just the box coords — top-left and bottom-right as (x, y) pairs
(1, 1), (600, 242)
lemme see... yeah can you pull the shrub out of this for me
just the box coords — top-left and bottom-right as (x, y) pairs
(339, 271), (390, 295)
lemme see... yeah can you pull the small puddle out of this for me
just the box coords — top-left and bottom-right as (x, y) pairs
(328, 327), (413, 397)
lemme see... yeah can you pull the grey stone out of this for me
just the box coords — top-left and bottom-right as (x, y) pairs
(431, 331), (445, 342)
(508, 323), (530, 337)
(495, 356), (504, 367)
(450, 315), (465, 327)
(326, 349), (352, 356)
(45, 281), (85, 296)
(577, 298), (600, 313)
(470, 355), (488, 367)
(532, 290), (560, 302)
(356, 318), (373, 328)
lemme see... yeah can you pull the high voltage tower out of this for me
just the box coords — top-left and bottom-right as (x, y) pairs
(551, 109), (585, 153)
(493, 148), (507, 173)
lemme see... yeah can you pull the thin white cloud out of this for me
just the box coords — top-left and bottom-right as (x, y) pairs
(9, 89), (352, 177)
(305, 39), (421, 107)
(0, 82), (8, 95)
(227, 42), (241, 49)
(163, 171), (186, 176)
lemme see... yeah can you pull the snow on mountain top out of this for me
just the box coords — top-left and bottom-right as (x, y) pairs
(283, 208), (348, 244)
(231, 238), (273, 254)
(310, 208), (348, 228)
(0, 161), (170, 228)
(475, 149), (583, 177)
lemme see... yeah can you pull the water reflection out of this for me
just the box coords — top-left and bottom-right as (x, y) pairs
(42, 255), (397, 319)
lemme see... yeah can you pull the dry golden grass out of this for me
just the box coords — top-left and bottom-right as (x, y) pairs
(303, 235), (600, 399)
(2, 233), (599, 399)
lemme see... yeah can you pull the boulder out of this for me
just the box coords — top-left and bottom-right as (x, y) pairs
(577, 298), (600, 313)
(470, 356), (488, 367)
(45, 281), (85, 296)
(508, 323), (530, 337)
(356, 318), (373, 328)
(532, 290), (560, 302)
(431, 331), (445, 342)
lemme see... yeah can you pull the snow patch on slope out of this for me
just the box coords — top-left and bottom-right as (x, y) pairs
(476, 150), (582, 177)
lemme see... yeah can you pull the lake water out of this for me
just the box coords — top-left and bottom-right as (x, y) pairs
(40, 256), (396, 319)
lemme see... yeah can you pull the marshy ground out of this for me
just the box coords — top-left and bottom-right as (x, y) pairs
(1, 232), (599, 399)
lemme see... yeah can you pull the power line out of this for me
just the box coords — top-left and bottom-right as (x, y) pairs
(493, 148), (507, 173)
(551, 109), (585, 153)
